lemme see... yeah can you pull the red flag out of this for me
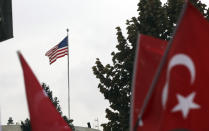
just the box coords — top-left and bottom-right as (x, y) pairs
(130, 34), (167, 131)
(137, 2), (209, 131)
(18, 52), (72, 131)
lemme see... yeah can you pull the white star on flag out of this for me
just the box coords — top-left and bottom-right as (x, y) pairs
(171, 92), (200, 119)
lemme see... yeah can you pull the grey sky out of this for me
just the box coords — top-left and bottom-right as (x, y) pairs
(0, 0), (208, 130)
(0, 0), (139, 129)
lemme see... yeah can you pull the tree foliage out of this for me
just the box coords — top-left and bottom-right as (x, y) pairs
(92, 0), (209, 130)
(7, 117), (14, 125)
(42, 83), (63, 115)
(20, 83), (75, 131)
(20, 118), (31, 131)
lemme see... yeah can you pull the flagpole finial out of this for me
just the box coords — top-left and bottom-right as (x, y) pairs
(66, 28), (69, 37)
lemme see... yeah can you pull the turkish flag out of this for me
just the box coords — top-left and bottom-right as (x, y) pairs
(130, 34), (167, 131)
(136, 2), (209, 131)
(18, 52), (72, 131)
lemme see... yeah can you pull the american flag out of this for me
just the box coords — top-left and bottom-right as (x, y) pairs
(45, 36), (68, 64)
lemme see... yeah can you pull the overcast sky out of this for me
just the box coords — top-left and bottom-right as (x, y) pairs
(0, 0), (208, 130)
(0, 0), (139, 129)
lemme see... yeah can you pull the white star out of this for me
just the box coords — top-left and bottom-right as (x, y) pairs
(171, 92), (200, 119)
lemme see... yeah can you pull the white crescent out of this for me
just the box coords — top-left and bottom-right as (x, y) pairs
(162, 54), (196, 109)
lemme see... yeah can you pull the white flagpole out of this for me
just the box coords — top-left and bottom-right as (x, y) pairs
(66, 28), (70, 119)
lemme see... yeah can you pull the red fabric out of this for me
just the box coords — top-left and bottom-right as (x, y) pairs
(18, 52), (72, 131)
(137, 2), (209, 131)
(130, 34), (167, 131)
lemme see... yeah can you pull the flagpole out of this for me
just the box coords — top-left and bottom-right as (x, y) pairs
(66, 28), (70, 119)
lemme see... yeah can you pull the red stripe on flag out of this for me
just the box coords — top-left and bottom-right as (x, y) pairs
(45, 45), (58, 56)
(49, 47), (68, 59)
(49, 51), (68, 64)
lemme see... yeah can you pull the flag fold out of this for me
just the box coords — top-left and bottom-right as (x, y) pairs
(130, 34), (167, 131)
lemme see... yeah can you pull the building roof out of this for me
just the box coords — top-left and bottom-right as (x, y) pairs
(2, 125), (101, 131)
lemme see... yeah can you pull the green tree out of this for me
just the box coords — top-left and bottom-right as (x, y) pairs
(20, 83), (74, 131)
(92, 0), (209, 131)
(20, 118), (31, 131)
(42, 83), (62, 115)
(7, 117), (14, 125)
(63, 115), (75, 131)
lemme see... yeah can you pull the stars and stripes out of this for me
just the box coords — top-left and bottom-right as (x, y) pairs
(45, 36), (68, 64)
